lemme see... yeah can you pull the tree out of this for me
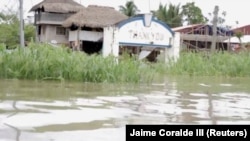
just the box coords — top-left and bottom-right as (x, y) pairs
(211, 6), (219, 52)
(181, 2), (206, 24)
(0, 12), (35, 48)
(208, 9), (228, 28)
(119, 1), (140, 17)
(154, 3), (182, 28)
(0, 12), (19, 24)
(0, 13), (19, 47)
(235, 32), (247, 51)
(24, 24), (36, 43)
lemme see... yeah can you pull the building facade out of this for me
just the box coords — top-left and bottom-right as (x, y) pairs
(29, 0), (84, 45)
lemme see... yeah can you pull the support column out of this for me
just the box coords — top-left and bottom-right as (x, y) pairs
(103, 26), (113, 57)
(111, 27), (119, 58)
(76, 27), (80, 51)
(165, 32), (180, 64)
(103, 26), (119, 58)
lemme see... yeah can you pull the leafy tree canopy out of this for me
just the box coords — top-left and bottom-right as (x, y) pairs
(119, 1), (140, 17)
(153, 3), (183, 28)
(181, 2), (207, 24)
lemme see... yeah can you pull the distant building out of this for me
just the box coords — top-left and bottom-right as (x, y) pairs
(172, 24), (234, 51)
(232, 25), (250, 35)
(29, 0), (84, 45)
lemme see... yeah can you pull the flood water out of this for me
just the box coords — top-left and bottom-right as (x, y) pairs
(0, 76), (250, 141)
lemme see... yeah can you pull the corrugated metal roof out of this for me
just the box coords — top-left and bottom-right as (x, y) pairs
(172, 24), (203, 32)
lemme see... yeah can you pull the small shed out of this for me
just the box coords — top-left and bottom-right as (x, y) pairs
(62, 5), (128, 53)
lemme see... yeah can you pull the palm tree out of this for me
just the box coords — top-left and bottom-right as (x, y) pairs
(153, 3), (182, 28)
(235, 32), (247, 51)
(119, 1), (139, 17)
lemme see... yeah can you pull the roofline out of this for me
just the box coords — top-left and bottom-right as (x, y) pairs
(117, 15), (175, 36)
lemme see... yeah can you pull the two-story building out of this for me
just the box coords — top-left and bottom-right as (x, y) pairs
(29, 0), (84, 45)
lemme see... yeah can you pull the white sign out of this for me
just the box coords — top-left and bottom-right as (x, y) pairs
(118, 19), (173, 47)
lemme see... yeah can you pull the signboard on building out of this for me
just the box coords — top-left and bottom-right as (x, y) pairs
(117, 14), (174, 48)
(102, 14), (180, 63)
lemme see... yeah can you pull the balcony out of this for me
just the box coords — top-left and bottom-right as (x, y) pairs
(35, 13), (72, 25)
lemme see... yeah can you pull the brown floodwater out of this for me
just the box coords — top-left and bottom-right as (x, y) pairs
(0, 76), (250, 141)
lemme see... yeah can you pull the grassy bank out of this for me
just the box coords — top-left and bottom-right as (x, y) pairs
(0, 43), (250, 83)
(154, 51), (250, 77)
(0, 43), (154, 83)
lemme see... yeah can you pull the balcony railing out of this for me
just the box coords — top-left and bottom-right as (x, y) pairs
(35, 12), (72, 25)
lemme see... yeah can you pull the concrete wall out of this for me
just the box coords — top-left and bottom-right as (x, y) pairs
(38, 25), (68, 44)
(165, 32), (180, 63)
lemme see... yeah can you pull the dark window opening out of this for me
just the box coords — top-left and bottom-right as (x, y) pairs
(56, 27), (66, 35)
(81, 27), (103, 32)
(70, 23), (78, 31)
(38, 25), (41, 35)
(81, 41), (102, 55)
(81, 26), (92, 31)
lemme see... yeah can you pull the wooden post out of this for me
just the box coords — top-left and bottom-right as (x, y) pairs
(77, 27), (80, 51)
(195, 36), (198, 51)
(228, 36), (231, 52)
(19, 0), (25, 47)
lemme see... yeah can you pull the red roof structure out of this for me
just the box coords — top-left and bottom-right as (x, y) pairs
(172, 24), (204, 34)
(232, 25), (250, 35)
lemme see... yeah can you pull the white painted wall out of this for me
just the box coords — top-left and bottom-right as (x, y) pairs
(69, 31), (77, 41)
(165, 32), (180, 63)
(46, 26), (68, 44)
(102, 26), (119, 58)
(69, 30), (103, 42)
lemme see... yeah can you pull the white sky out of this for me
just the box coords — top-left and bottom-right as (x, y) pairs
(1, 0), (249, 27)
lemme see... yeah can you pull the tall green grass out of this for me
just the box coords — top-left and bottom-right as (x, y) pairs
(0, 43), (155, 83)
(1, 43), (250, 83)
(153, 51), (250, 77)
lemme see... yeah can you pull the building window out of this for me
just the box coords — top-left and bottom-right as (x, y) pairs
(56, 27), (66, 35)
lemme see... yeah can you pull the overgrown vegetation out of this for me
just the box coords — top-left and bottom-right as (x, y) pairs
(153, 51), (250, 77)
(0, 44), (250, 83)
(0, 43), (154, 83)
(0, 12), (35, 48)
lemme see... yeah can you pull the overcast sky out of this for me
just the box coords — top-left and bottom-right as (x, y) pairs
(1, 0), (248, 27)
